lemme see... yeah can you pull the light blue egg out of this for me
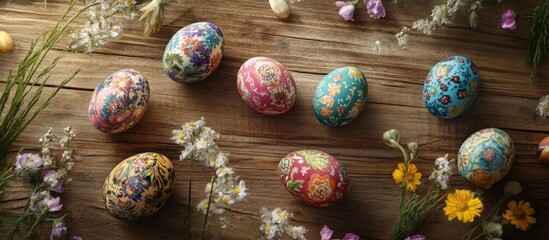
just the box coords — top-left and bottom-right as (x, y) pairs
(312, 67), (368, 127)
(423, 56), (479, 118)
(458, 128), (515, 188)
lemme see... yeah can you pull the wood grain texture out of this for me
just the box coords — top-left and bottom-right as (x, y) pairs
(1, 0), (549, 239)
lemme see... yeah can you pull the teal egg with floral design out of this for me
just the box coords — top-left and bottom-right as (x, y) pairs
(103, 153), (175, 221)
(423, 56), (480, 118)
(163, 22), (223, 83)
(458, 128), (515, 188)
(312, 67), (368, 127)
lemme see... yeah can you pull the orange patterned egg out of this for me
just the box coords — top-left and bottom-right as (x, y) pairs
(537, 137), (549, 163)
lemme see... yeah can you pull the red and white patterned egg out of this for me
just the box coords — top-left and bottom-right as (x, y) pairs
(278, 150), (350, 207)
(237, 57), (296, 115)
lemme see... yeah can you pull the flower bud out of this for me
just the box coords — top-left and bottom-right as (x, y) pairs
(270, 0), (290, 19)
(0, 31), (14, 53)
(408, 142), (419, 159)
(504, 181), (522, 196)
(383, 129), (400, 145)
(469, 11), (478, 28)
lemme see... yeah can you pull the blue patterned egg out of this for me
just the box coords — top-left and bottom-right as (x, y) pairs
(423, 56), (479, 118)
(103, 152), (175, 221)
(458, 128), (515, 188)
(312, 67), (368, 127)
(163, 22), (223, 83)
(89, 69), (149, 134)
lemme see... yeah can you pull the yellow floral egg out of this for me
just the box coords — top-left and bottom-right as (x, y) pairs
(103, 152), (175, 220)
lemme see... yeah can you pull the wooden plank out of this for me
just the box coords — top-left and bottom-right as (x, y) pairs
(1, 0), (548, 239)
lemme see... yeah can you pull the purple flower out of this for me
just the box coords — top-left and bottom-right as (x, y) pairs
(15, 153), (43, 172)
(336, 1), (356, 22)
(366, 0), (386, 19)
(405, 235), (427, 240)
(32, 191), (63, 213)
(71, 236), (83, 240)
(51, 220), (67, 240)
(320, 225), (334, 240)
(43, 170), (64, 193)
(45, 196), (63, 212)
(501, 10), (516, 30)
(343, 233), (360, 240)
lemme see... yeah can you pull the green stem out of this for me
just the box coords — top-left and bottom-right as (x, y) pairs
(187, 159), (195, 239)
(21, 212), (46, 240)
(469, 232), (486, 240)
(391, 140), (409, 164)
(200, 174), (217, 239)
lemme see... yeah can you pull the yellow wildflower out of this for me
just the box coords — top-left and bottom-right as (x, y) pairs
(392, 163), (422, 191)
(444, 189), (483, 223)
(503, 200), (536, 231)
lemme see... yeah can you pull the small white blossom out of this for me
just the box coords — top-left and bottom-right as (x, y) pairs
(373, 40), (382, 55)
(175, 118), (248, 218)
(258, 207), (307, 240)
(429, 153), (454, 190)
(70, 0), (137, 53)
(536, 95), (549, 117)
(260, 222), (279, 240)
(139, 0), (166, 36)
(484, 221), (503, 239)
(395, 27), (410, 48)
(287, 225), (308, 239)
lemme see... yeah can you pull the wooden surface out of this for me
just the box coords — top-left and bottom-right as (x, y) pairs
(1, 0), (549, 239)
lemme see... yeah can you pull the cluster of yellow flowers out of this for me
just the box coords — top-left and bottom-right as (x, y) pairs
(384, 129), (537, 240)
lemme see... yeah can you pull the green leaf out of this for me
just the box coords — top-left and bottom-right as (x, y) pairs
(286, 180), (304, 193)
(526, 0), (549, 86)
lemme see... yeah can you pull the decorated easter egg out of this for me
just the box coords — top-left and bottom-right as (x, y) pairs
(312, 67), (368, 127)
(423, 56), (480, 118)
(537, 137), (549, 163)
(278, 150), (350, 207)
(237, 57), (296, 115)
(458, 128), (515, 188)
(163, 22), (223, 83)
(89, 69), (149, 134)
(103, 152), (175, 221)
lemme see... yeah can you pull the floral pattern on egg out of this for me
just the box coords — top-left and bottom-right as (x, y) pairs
(237, 57), (296, 115)
(312, 67), (368, 127)
(423, 56), (480, 118)
(103, 152), (175, 221)
(537, 137), (549, 163)
(89, 69), (149, 134)
(458, 128), (515, 188)
(279, 150), (350, 207)
(163, 22), (223, 83)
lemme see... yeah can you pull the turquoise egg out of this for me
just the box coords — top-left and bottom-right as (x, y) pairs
(312, 67), (368, 127)
(458, 128), (515, 188)
(422, 56), (480, 118)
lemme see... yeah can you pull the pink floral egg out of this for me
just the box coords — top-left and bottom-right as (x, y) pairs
(237, 57), (296, 115)
(89, 69), (150, 134)
(278, 150), (350, 207)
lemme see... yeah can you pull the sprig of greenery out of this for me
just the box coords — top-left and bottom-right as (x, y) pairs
(0, 0), (98, 166)
(526, 0), (549, 86)
(383, 129), (447, 240)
